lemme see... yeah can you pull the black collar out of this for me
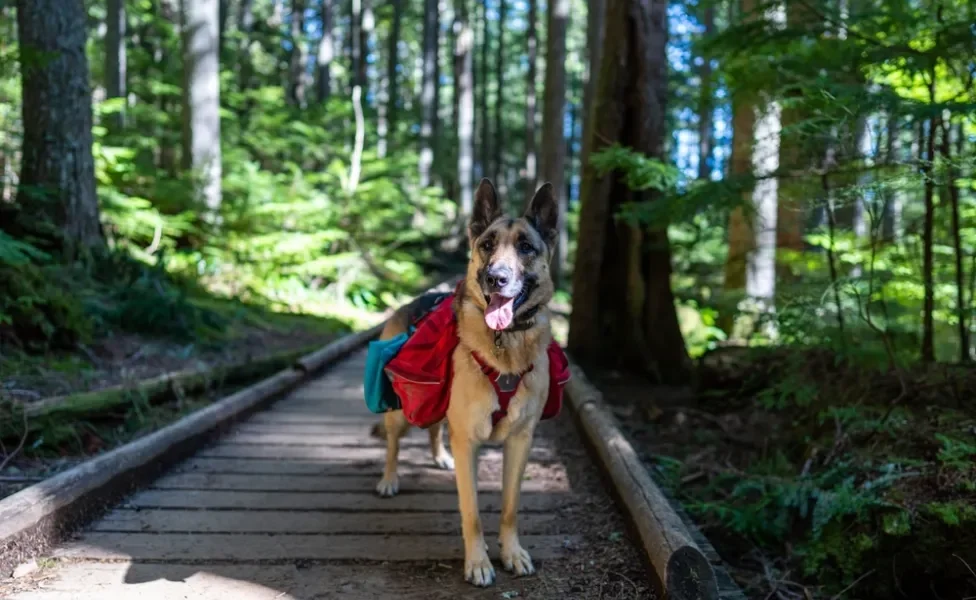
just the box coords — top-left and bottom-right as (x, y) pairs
(491, 304), (541, 349)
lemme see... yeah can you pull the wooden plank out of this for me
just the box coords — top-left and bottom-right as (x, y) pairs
(170, 457), (566, 481)
(122, 489), (571, 512)
(218, 431), (432, 448)
(89, 509), (562, 535)
(54, 533), (582, 562)
(242, 414), (378, 425)
(196, 443), (558, 463)
(151, 472), (569, 493)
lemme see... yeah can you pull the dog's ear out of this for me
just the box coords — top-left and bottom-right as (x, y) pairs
(524, 182), (558, 248)
(469, 178), (503, 240)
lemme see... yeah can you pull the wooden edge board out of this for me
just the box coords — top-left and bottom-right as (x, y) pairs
(0, 278), (456, 577)
(563, 355), (723, 600)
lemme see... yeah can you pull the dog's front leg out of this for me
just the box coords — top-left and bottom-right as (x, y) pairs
(454, 438), (495, 586)
(499, 428), (536, 576)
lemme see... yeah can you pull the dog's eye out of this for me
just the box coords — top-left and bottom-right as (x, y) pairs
(518, 241), (535, 255)
(480, 239), (494, 253)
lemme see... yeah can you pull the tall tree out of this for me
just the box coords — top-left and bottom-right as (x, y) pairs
(723, 0), (780, 335)
(493, 0), (506, 187)
(523, 0), (539, 206)
(540, 0), (569, 287)
(455, 0), (474, 218)
(181, 0), (222, 221)
(579, 0), (605, 189)
(920, 115), (936, 363)
(351, 0), (366, 90)
(16, 0), (104, 256)
(419, 0), (438, 186)
(288, 0), (307, 106)
(942, 121), (969, 362)
(567, 0), (690, 382)
(387, 0), (403, 140)
(775, 1), (816, 259)
(479, 0), (490, 179)
(105, 0), (127, 131)
(237, 0), (255, 91)
(316, 0), (334, 102)
(696, 0), (714, 180)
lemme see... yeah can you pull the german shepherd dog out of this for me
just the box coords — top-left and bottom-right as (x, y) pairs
(372, 178), (558, 586)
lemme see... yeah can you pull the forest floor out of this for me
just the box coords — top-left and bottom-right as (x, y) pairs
(586, 348), (976, 600)
(0, 304), (352, 501)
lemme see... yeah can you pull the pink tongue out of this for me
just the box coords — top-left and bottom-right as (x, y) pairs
(485, 294), (515, 331)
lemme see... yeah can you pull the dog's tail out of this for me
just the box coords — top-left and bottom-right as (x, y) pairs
(369, 420), (386, 439)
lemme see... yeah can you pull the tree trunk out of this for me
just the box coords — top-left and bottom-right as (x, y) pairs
(523, 0), (538, 207)
(455, 0), (474, 219)
(942, 121), (968, 362)
(775, 0), (814, 258)
(479, 0), (490, 180)
(567, 0), (690, 383)
(565, 95), (577, 204)
(431, 0), (444, 175)
(541, 0), (569, 288)
(237, 0), (255, 91)
(920, 116), (935, 363)
(696, 0), (713, 180)
(493, 0), (506, 188)
(288, 0), (307, 106)
(881, 112), (902, 242)
(105, 0), (127, 132)
(387, 0), (403, 142)
(181, 0), (222, 221)
(360, 0), (374, 97)
(579, 0), (605, 190)
(419, 0), (438, 186)
(351, 0), (365, 90)
(723, 0), (779, 336)
(316, 0), (333, 102)
(16, 0), (104, 257)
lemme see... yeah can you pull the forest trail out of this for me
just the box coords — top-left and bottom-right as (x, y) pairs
(1, 352), (653, 600)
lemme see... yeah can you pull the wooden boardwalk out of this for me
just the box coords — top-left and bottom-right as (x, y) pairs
(4, 352), (654, 599)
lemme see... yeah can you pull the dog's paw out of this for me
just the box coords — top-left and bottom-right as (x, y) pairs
(433, 452), (455, 471)
(501, 543), (535, 577)
(375, 476), (399, 497)
(464, 553), (496, 587)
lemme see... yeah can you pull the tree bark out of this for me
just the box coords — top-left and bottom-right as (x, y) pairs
(419, 0), (438, 186)
(105, 0), (127, 131)
(288, 0), (307, 106)
(181, 0), (222, 220)
(523, 0), (539, 207)
(567, 0), (690, 383)
(579, 0), (605, 190)
(455, 0), (474, 219)
(316, 0), (333, 102)
(696, 0), (713, 180)
(493, 0), (506, 187)
(16, 0), (104, 257)
(541, 0), (569, 288)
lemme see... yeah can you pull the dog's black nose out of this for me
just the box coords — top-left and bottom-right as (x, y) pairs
(485, 266), (511, 290)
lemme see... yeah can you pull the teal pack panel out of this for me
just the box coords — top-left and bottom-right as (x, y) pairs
(363, 332), (409, 414)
